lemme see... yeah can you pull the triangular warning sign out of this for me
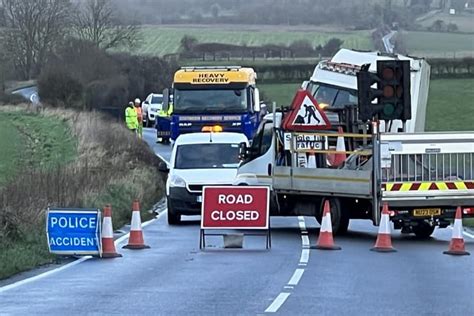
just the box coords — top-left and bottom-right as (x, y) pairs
(282, 89), (331, 131)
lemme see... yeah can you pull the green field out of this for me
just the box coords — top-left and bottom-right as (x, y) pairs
(401, 31), (474, 58)
(260, 78), (474, 132)
(135, 26), (373, 56)
(426, 78), (474, 131)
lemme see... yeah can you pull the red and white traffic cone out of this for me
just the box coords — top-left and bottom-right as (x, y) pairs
(311, 200), (341, 250)
(371, 203), (396, 252)
(101, 204), (122, 258)
(123, 199), (150, 249)
(444, 206), (470, 256)
(327, 127), (346, 168)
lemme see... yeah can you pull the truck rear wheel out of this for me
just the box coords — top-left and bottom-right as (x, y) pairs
(412, 222), (435, 239)
(316, 198), (349, 235)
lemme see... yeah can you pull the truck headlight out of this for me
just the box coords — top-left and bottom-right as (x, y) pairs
(169, 175), (186, 187)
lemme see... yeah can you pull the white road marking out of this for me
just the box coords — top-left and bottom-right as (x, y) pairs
(287, 269), (304, 286)
(301, 235), (310, 247)
(463, 229), (474, 239)
(264, 216), (310, 313)
(300, 249), (310, 263)
(448, 226), (474, 240)
(298, 263), (307, 267)
(0, 210), (167, 293)
(298, 221), (306, 231)
(265, 293), (291, 313)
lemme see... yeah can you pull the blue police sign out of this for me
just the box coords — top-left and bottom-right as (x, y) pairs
(46, 208), (101, 256)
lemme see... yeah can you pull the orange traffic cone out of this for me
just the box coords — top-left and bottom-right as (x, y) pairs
(311, 200), (341, 250)
(444, 207), (470, 256)
(327, 127), (346, 168)
(123, 199), (150, 249)
(371, 203), (396, 252)
(101, 204), (122, 258)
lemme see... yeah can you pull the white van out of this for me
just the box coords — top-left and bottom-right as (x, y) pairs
(162, 131), (249, 224)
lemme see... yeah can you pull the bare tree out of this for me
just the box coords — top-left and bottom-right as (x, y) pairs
(72, 0), (140, 50)
(1, 0), (71, 80)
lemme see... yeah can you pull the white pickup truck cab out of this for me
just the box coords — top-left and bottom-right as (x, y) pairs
(164, 131), (249, 224)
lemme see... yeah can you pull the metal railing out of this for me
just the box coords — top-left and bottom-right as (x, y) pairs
(383, 152), (474, 183)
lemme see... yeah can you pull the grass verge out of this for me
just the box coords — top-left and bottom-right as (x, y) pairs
(0, 106), (165, 280)
(0, 115), (24, 185)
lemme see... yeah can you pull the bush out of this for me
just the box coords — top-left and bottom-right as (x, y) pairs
(37, 69), (83, 107)
(447, 23), (459, 33)
(0, 92), (26, 105)
(38, 39), (177, 111)
(320, 38), (344, 57)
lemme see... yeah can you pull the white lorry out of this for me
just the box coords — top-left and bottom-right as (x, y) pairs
(235, 49), (474, 237)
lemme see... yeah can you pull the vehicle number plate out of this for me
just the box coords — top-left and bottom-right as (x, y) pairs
(413, 208), (441, 216)
(196, 196), (202, 202)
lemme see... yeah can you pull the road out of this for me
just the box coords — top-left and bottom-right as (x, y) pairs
(0, 127), (473, 315)
(11, 86), (40, 105)
(382, 31), (396, 54)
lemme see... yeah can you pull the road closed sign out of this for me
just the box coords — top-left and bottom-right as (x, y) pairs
(46, 208), (101, 256)
(201, 186), (270, 229)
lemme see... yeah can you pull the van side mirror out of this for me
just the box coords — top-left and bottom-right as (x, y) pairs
(162, 88), (170, 112)
(301, 80), (309, 90)
(158, 161), (169, 173)
(238, 142), (248, 160)
(253, 88), (260, 112)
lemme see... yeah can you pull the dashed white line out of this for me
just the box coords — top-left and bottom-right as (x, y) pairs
(265, 293), (291, 313)
(287, 269), (305, 286)
(298, 220), (306, 231)
(264, 217), (310, 313)
(301, 235), (310, 247)
(300, 249), (310, 263)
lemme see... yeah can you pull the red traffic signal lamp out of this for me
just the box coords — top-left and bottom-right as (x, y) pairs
(357, 60), (411, 122)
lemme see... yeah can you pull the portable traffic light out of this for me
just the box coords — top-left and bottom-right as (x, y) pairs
(357, 60), (411, 122)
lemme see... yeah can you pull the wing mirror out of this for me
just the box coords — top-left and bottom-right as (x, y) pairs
(239, 142), (248, 160)
(158, 161), (169, 173)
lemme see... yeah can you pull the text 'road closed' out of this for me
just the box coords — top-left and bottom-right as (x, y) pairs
(201, 186), (269, 229)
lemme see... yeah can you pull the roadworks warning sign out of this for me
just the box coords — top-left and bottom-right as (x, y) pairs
(282, 89), (331, 131)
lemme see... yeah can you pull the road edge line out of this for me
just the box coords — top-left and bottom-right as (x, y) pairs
(0, 209), (167, 293)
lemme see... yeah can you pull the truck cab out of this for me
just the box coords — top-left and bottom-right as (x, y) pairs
(163, 66), (262, 141)
(302, 49), (431, 133)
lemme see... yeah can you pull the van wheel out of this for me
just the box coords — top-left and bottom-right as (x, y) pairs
(316, 198), (349, 235)
(412, 222), (435, 239)
(167, 198), (181, 225)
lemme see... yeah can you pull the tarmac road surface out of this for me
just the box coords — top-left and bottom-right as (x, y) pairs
(0, 128), (472, 315)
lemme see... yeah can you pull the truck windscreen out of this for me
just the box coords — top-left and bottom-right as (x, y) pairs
(307, 82), (357, 109)
(174, 88), (247, 114)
